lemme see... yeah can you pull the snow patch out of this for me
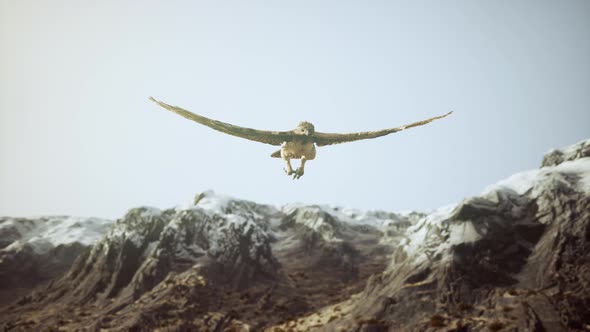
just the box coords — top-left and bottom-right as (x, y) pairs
(193, 190), (234, 214)
(0, 216), (113, 254)
(483, 158), (590, 196)
(139, 207), (162, 218)
(400, 203), (458, 260)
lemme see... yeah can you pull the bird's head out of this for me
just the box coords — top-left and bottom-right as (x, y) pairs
(295, 121), (315, 136)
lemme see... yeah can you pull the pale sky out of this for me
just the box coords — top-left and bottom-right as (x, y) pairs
(1, 1), (589, 219)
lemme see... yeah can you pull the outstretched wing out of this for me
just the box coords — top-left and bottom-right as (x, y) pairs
(150, 97), (293, 146)
(313, 111), (453, 147)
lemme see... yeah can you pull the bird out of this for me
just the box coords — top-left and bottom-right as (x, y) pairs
(150, 97), (452, 179)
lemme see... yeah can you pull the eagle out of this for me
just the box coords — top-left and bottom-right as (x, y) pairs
(150, 97), (452, 179)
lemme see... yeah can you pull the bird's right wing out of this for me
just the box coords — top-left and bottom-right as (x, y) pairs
(150, 97), (293, 146)
(314, 111), (453, 146)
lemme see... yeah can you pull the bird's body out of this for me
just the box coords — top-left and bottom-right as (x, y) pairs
(273, 138), (317, 177)
(276, 140), (316, 160)
(150, 97), (452, 179)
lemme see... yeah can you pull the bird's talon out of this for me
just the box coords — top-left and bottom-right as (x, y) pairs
(292, 168), (304, 179)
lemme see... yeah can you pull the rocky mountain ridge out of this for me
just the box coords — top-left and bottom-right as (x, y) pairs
(0, 138), (588, 331)
(1, 190), (416, 331)
(0, 216), (111, 306)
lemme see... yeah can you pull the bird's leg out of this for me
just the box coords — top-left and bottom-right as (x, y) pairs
(293, 157), (307, 179)
(283, 158), (295, 175)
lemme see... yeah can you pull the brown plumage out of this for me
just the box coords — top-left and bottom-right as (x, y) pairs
(150, 97), (452, 179)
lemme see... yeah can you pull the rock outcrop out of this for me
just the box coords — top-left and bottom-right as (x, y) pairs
(542, 138), (590, 167)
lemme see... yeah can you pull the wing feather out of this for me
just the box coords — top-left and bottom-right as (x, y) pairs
(313, 111), (453, 146)
(150, 97), (292, 146)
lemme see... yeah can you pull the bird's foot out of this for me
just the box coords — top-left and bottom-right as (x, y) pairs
(292, 168), (304, 180)
(284, 167), (295, 176)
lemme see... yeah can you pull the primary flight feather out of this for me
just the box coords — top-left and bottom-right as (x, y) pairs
(150, 97), (452, 179)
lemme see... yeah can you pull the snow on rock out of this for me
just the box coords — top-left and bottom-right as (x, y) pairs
(280, 203), (422, 244)
(0, 216), (113, 255)
(280, 204), (342, 241)
(0, 216), (114, 306)
(542, 138), (590, 167)
(321, 205), (424, 229)
(394, 156), (590, 270)
(158, 206), (275, 268)
(397, 203), (460, 263)
(191, 190), (234, 214)
(484, 138), (590, 196)
(105, 207), (165, 248)
(54, 191), (284, 303)
(483, 158), (590, 196)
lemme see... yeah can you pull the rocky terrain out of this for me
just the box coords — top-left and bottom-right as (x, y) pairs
(0, 216), (112, 307)
(0, 138), (588, 331)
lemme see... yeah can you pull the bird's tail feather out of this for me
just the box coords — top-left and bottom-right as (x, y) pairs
(270, 150), (281, 158)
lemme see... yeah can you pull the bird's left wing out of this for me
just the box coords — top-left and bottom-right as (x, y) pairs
(313, 111), (453, 147)
(150, 97), (293, 146)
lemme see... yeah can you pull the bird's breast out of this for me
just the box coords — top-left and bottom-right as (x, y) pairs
(281, 141), (316, 160)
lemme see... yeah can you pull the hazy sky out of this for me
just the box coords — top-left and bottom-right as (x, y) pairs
(1, 1), (589, 219)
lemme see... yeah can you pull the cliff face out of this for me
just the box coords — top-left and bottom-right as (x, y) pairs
(1, 139), (588, 332)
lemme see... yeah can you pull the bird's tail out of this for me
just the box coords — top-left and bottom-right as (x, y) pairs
(270, 150), (281, 158)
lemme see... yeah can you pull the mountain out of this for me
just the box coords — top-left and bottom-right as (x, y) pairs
(0, 138), (588, 331)
(0, 193), (419, 331)
(0, 216), (112, 306)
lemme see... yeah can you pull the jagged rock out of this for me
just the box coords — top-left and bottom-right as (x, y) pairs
(542, 138), (590, 167)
